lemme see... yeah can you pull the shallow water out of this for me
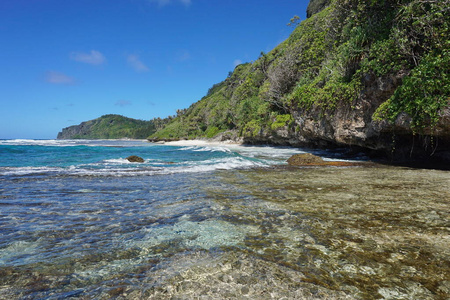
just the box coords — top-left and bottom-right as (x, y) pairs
(0, 140), (449, 299)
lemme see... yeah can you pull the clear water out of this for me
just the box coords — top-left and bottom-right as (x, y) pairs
(0, 140), (448, 299)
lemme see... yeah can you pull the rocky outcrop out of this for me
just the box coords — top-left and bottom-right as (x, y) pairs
(241, 70), (450, 163)
(57, 121), (93, 139)
(287, 153), (363, 167)
(288, 72), (450, 162)
(126, 155), (145, 163)
(290, 73), (403, 150)
(287, 153), (324, 165)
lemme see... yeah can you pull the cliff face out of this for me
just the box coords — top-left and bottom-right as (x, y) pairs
(284, 73), (450, 161)
(150, 0), (450, 162)
(57, 123), (90, 139)
(57, 114), (156, 139)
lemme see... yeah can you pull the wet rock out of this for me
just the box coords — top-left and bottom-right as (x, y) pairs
(126, 155), (144, 163)
(287, 153), (365, 167)
(287, 153), (324, 166)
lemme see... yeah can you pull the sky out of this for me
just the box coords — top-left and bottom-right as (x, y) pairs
(0, 0), (309, 139)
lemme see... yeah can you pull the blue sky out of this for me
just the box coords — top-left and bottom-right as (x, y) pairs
(0, 0), (308, 139)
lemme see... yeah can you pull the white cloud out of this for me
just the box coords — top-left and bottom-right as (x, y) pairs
(115, 100), (132, 107)
(233, 59), (243, 68)
(127, 54), (150, 72)
(150, 0), (191, 7)
(70, 50), (106, 65)
(45, 71), (76, 85)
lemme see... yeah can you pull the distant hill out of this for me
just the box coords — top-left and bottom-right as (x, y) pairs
(57, 114), (157, 139)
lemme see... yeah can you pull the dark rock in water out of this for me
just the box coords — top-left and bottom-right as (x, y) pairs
(287, 153), (324, 166)
(147, 138), (180, 143)
(126, 155), (144, 163)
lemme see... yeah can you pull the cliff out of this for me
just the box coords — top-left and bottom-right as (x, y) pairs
(57, 114), (157, 139)
(150, 0), (450, 162)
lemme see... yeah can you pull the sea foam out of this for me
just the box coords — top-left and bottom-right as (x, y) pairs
(0, 140), (311, 177)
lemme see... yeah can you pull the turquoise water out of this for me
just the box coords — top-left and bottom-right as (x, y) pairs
(0, 139), (301, 176)
(0, 140), (309, 298)
(1, 140), (448, 299)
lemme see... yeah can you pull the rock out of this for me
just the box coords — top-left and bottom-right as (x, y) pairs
(287, 153), (324, 166)
(126, 155), (144, 163)
(287, 153), (368, 167)
(147, 138), (180, 143)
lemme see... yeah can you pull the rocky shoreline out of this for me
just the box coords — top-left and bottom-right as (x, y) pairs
(148, 135), (450, 170)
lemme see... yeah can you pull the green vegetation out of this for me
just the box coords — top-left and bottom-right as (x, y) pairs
(271, 114), (293, 131)
(150, 0), (449, 144)
(58, 114), (160, 139)
(306, 0), (331, 18)
(371, 1), (450, 130)
(374, 51), (450, 130)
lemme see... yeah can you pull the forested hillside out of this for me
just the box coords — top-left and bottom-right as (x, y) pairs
(57, 115), (159, 139)
(150, 0), (450, 161)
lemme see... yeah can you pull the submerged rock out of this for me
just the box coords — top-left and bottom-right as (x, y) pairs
(126, 155), (144, 163)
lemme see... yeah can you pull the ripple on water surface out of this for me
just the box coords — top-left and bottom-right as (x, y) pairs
(0, 165), (449, 299)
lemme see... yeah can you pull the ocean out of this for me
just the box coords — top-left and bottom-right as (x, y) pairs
(0, 139), (449, 299)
